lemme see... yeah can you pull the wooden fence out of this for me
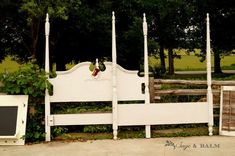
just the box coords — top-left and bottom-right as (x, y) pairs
(149, 78), (235, 118)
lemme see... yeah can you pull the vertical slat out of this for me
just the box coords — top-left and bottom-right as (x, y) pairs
(220, 87), (235, 136)
(45, 13), (51, 141)
(112, 11), (118, 140)
(143, 13), (151, 138)
(219, 87), (224, 133)
(206, 13), (214, 136)
(149, 77), (155, 103)
(228, 91), (231, 131)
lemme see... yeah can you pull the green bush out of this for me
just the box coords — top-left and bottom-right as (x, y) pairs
(0, 62), (52, 142)
(83, 125), (112, 133)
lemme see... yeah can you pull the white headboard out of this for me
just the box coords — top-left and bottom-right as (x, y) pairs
(49, 62), (145, 102)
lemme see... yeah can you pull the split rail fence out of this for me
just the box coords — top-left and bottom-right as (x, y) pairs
(149, 78), (235, 118)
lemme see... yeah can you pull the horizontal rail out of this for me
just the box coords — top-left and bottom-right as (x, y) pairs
(155, 89), (220, 96)
(154, 79), (235, 86)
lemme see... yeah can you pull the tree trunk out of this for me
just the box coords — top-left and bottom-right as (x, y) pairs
(168, 48), (174, 75)
(214, 51), (222, 73)
(30, 19), (40, 60)
(159, 43), (166, 73)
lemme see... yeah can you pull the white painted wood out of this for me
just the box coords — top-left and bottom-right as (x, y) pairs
(206, 13), (214, 136)
(116, 64), (145, 101)
(112, 11), (118, 140)
(143, 13), (151, 138)
(118, 102), (209, 126)
(221, 86), (235, 91)
(219, 131), (235, 136)
(143, 13), (150, 104)
(49, 62), (112, 102)
(219, 86), (235, 136)
(49, 62), (144, 102)
(44, 12), (213, 141)
(0, 95), (28, 145)
(45, 13), (50, 74)
(45, 13), (51, 142)
(51, 113), (112, 126)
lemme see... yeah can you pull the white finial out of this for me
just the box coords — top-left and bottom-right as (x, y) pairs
(112, 11), (117, 64)
(95, 58), (99, 69)
(206, 13), (209, 24)
(45, 13), (50, 36)
(45, 13), (50, 73)
(46, 13), (49, 22)
(112, 11), (115, 20)
(143, 13), (147, 36)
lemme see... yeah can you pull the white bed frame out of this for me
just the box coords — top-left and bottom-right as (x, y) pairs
(44, 13), (214, 141)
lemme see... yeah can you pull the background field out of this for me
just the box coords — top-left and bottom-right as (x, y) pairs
(149, 49), (235, 71)
(1, 53), (235, 73)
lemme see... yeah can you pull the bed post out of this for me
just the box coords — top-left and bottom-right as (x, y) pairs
(112, 11), (118, 140)
(143, 13), (151, 138)
(45, 13), (51, 141)
(206, 13), (214, 136)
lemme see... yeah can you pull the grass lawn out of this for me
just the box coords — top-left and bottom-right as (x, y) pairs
(174, 55), (235, 71)
(0, 53), (235, 73)
(54, 127), (219, 142)
(149, 54), (235, 71)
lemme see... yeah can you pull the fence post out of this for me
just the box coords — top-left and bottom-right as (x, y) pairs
(143, 13), (151, 138)
(206, 13), (214, 136)
(112, 12), (118, 140)
(45, 13), (51, 141)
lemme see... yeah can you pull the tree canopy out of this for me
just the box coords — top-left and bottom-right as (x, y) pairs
(0, 0), (234, 73)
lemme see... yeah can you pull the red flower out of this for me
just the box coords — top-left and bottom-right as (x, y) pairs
(92, 68), (100, 77)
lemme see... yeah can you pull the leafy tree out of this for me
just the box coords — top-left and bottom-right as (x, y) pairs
(143, 0), (195, 74)
(208, 0), (235, 73)
(1, 0), (234, 74)
(0, 0), (30, 62)
(50, 0), (112, 70)
(189, 0), (235, 73)
(17, 0), (81, 67)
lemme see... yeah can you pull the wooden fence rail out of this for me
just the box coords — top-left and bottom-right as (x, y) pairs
(150, 78), (235, 118)
(153, 79), (235, 86)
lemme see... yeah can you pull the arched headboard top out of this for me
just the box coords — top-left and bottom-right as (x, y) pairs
(48, 61), (144, 102)
(53, 61), (140, 77)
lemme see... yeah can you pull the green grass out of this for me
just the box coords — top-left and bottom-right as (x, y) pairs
(1, 53), (234, 73)
(149, 49), (235, 71)
(150, 54), (235, 71)
(53, 127), (219, 142)
(175, 55), (235, 71)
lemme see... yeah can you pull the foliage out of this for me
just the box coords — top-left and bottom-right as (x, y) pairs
(52, 127), (68, 138)
(52, 102), (112, 114)
(0, 0), (29, 63)
(83, 125), (112, 133)
(0, 61), (52, 142)
(0, 61), (51, 97)
(1, 0), (234, 73)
